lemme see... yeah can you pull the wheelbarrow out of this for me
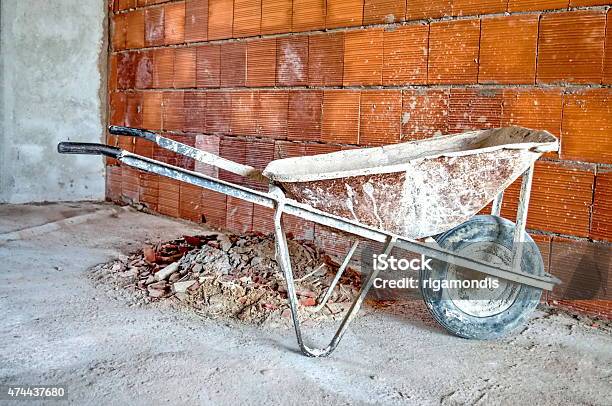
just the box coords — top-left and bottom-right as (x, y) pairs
(58, 125), (560, 357)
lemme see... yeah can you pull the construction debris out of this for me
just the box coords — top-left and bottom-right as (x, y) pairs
(90, 233), (362, 327)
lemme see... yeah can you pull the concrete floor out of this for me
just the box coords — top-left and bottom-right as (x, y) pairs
(1, 202), (610, 405)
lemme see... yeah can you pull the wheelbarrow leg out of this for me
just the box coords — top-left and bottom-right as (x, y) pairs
(511, 163), (535, 271)
(491, 191), (504, 216)
(274, 201), (395, 357)
(312, 240), (360, 313)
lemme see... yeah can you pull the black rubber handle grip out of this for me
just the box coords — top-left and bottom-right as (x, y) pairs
(108, 125), (157, 142)
(57, 142), (121, 158)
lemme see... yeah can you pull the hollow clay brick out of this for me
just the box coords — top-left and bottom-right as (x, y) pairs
(153, 48), (174, 88)
(277, 36), (309, 86)
(233, 0), (261, 37)
(205, 91), (231, 134)
(162, 91), (185, 131)
(326, 0), (363, 29)
(401, 89), (450, 140)
(292, 0), (326, 32)
(208, 0), (233, 40)
(428, 19), (480, 84)
(258, 91), (289, 139)
(196, 45), (221, 88)
(447, 88), (503, 133)
(501, 88), (562, 158)
(220, 42), (247, 87)
(479, 15), (539, 84)
(343, 28), (384, 86)
(112, 14), (127, 51)
(500, 161), (595, 237)
(359, 90), (402, 146)
(201, 189), (227, 229)
(164, 2), (186, 45)
(591, 170), (612, 242)
(405, 0), (451, 21)
(383, 24), (428, 85)
(135, 51), (154, 89)
(126, 10), (145, 49)
(247, 39), (277, 87)
(507, 0), (567, 12)
(230, 91), (258, 136)
(226, 196), (254, 232)
(561, 89), (612, 164)
(321, 90), (360, 144)
(537, 10), (606, 84)
(452, 0), (506, 16)
(145, 7), (165, 47)
(173, 47), (196, 88)
(261, 0), (292, 34)
(308, 33), (344, 87)
(287, 90), (323, 141)
(184, 91), (206, 133)
(142, 91), (163, 130)
(185, 0), (208, 42)
(364, 0), (406, 25)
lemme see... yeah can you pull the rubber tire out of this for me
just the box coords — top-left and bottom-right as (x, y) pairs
(420, 215), (543, 340)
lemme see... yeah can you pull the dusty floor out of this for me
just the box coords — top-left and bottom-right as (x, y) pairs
(1, 202), (610, 405)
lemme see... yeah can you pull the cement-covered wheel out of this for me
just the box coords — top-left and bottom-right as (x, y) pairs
(420, 215), (543, 340)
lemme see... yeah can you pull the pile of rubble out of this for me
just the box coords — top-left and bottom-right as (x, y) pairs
(91, 233), (362, 326)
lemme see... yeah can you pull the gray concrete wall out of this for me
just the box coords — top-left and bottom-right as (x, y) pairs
(0, 0), (107, 203)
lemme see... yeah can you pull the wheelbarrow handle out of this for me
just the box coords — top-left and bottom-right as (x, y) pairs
(108, 125), (268, 183)
(108, 125), (157, 142)
(57, 142), (121, 159)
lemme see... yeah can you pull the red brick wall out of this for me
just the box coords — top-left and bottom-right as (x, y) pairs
(107, 0), (612, 318)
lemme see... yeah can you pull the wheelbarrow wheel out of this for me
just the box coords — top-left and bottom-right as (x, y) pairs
(420, 215), (543, 340)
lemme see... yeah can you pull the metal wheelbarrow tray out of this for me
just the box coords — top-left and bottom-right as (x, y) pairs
(58, 125), (560, 357)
